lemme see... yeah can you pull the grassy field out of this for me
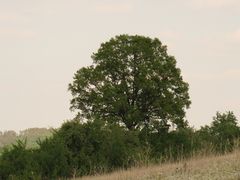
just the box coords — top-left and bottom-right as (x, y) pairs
(80, 150), (240, 180)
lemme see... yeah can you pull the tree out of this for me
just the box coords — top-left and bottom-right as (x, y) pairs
(211, 111), (240, 151)
(69, 35), (191, 131)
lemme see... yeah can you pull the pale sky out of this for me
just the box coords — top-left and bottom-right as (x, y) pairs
(0, 0), (240, 131)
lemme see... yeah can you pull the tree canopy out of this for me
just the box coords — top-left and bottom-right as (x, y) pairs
(69, 35), (191, 131)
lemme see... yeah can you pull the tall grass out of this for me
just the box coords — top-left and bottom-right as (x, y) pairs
(79, 140), (240, 180)
(80, 150), (240, 180)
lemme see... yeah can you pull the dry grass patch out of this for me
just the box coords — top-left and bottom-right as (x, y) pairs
(79, 150), (240, 180)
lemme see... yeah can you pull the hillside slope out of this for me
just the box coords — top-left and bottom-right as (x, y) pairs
(81, 151), (240, 180)
(0, 128), (53, 150)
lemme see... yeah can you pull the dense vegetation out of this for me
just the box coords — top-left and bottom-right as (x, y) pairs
(1, 112), (239, 179)
(1, 35), (239, 179)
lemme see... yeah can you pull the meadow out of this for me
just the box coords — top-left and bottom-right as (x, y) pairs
(81, 150), (240, 180)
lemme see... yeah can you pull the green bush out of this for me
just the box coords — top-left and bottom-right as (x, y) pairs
(145, 127), (195, 161)
(53, 119), (140, 176)
(35, 137), (72, 179)
(0, 140), (38, 180)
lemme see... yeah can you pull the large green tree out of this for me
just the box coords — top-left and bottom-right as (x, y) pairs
(69, 35), (190, 130)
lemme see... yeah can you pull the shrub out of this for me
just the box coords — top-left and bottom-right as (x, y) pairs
(0, 140), (38, 179)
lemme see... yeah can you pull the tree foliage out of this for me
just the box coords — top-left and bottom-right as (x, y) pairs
(211, 111), (240, 151)
(69, 35), (191, 130)
(196, 111), (240, 153)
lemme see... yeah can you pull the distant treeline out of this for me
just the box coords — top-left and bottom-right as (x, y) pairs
(0, 128), (53, 151)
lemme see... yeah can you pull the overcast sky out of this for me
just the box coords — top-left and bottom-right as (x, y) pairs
(0, 0), (240, 131)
